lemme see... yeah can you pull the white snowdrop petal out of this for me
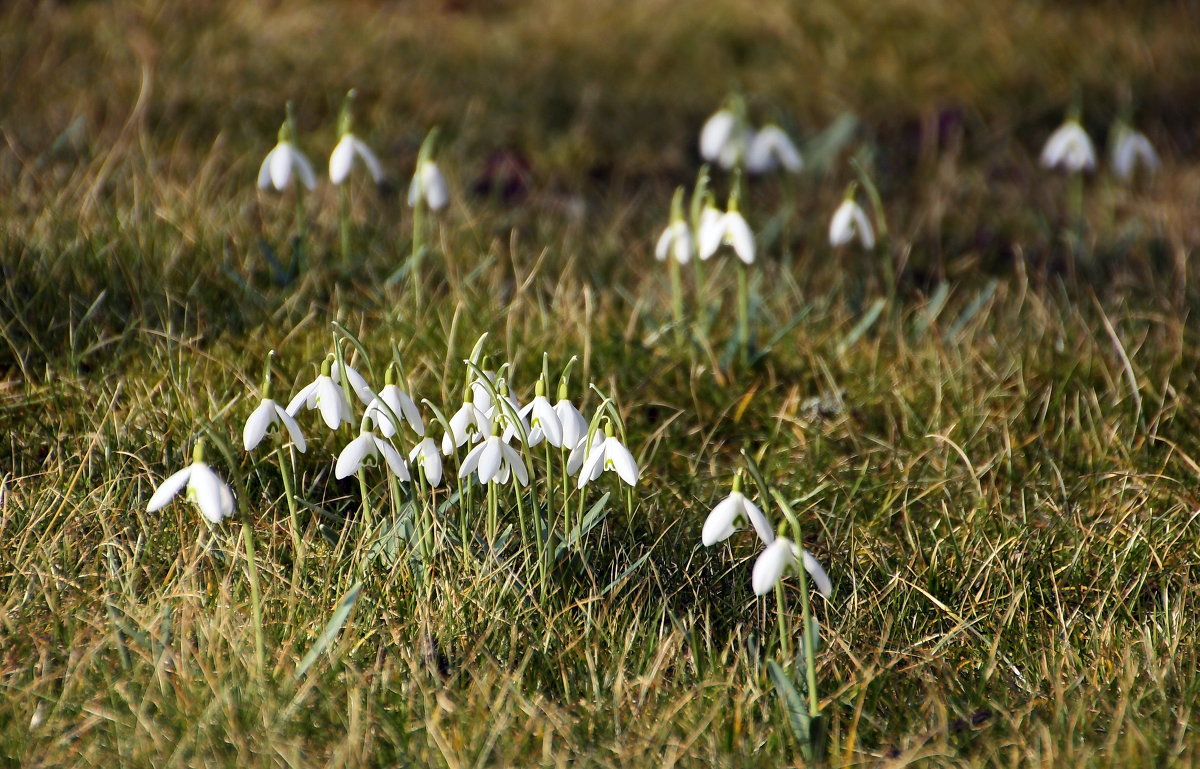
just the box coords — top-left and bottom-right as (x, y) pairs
(257, 147), (278, 189)
(459, 442), (485, 478)
(293, 148), (318, 190)
(147, 466), (193, 512)
(654, 226), (674, 262)
(276, 404), (307, 453)
(605, 437), (639, 486)
(829, 201), (855, 247)
(578, 444), (606, 488)
(752, 539), (794, 596)
(336, 434), (375, 479)
(802, 550), (833, 598)
(316, 378), (350, 430)
(398, 391), (425, 436)
(742, 496), (775, 546)
(285, 381), (317, 416)
(243, 400), (278, 452)
(188, 465), (228, 523)
(422, 163), (449, 210)
(556, 401), (588, 447)
(500, 442), (529, 486)
(724, 213), (756, 264)
(698, 215), (725, 260)
(702, 495), (741, 546)
(352, 136), (384, 183)
(852, 205), (876, 249)
(478, 438), (503, 484)
(531, 398), (564, 448)
(334, 363), (374, 406)
(329, 137), (355, 185)
(269, 143), (295, 190)
(700, 110), (736, 163)
(375, 437), (410, 481)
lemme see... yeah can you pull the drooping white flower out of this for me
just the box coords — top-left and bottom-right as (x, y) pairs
(408, 160), (448, 211)
(331, 361), (374, 407)
(655, 220), (693, 265)
(409, 437), (444, 486)
(287, 358), (355, 430)
(555, 398), (589, 449)
(566, 430), (603, 476)
(147, 442), (235, 524)
(243, 397), (307, 453)
(751, 537), (832, 597)
(702, 486), (774, 546)
(364, 380), (425, 438)
(335, 429), (409, 480)
(576, 423), (638, 488)
(330, 134), (383, 185)
(258, 111), (317, 191)
(746, 124), (803, 174)
(518, 380), (564, 448)
(700, 108), (750, 170)
(1110, 125), (1160, 181)
(459, 415), (529, 486)
(829, 198), (875, 249)
(698, 205), (755, 264)
(441, 397), (486, 455)
(1040, 119), (1096, 173)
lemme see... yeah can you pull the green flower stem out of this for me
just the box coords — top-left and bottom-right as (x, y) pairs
(339, 184), (352, 268)
(775, 581), (792, 661)
(241, 521), (266, 680)
(737, 260), (751, 367)
(411, 197), (425, 307)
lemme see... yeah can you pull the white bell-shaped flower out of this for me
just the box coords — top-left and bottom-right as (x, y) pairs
(829, 197), (875, 249)
(576, 423), (638, 488)
(459, 415), (529, 486)
(1040, 118), (1096, 173)
(330, 134), (383, 185)
(698, 203), (755, 264)
(408, 160), (448, 211)
(335, 429), (409, 480)
(752, 537), (832, 597)
(746, 124), (803, 174)
(409, 437), (444, 486)
(258, 109), (317, 191)
(1110, 124), (1160, 181)
(702, 480), (774, 546)
(519, 380), (564, 447)
(287, 358), (355, 430)
(146, 441), (235, 524)
(243, 397), (307, 453)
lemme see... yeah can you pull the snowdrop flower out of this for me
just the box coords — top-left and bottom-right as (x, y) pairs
(331, 361), (375, 407)
(519, 379), (564, 448)
(364, 365), (424, 437)
(829, 192), (875, 249)
(287, 357), (355, 430)
(257, 105), (317, 191)
(655, 187), (693, 265)
(243, 397), (307, 453)
(751, 537), (832, 597)
(1040, 117), (1096, 173)
(243, 352), (307, 452)
(702, 475), (773, 546)
(698, 200), (755, 264)
(555, 389), (589, 449)
(576, 422), (638, 488)
(566, 430), (603, 475)
(335, 429), (409, 480)
(459, 415), (529, 486)
(409, 437), (443, 486)
(700, 106), (751, 170)
(409, 160), (448, 211)
(746, 124), (803, 174)
(146, 440), (235, 524)
(329, 90), (384, 185)
(441, 391), (487, 455)
(1110, 124), (1160, 181)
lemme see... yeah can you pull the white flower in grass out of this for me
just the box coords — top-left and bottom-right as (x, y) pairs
(1110, 124), (1160, 181)
(555, 398), (589, 449)
(518, 380), (564, 447)
(751, 537), (832, 598)
(330, 134), (383, 185)
(364, 367), (424, 437)
(408, 159), (449, 211)
(700, 108), (750, 170)
(331, 361), (374, 407)
(655, 220), (693, 265)
(335, 429), (410, 480)
(287, 358), (355, 430)
(1040, 118), (1096, 173)
(441, 396), (487, 455)
(488, 381), (527, 436)
(459, 416), (529, 486)
(147, 441), (235, 524)
(566, 430), (603, 475)
(829, 196), (875, 249)
(746, 124), (803, 174)
(468, 369), (498, 414)
(577, 423), (638, 488)
(698, 204), (755, 264)
(409, 437), (443, 486)
(243, 397), (307, 453)
(702, 478), (773, 546)
(258, 109), (317, 191)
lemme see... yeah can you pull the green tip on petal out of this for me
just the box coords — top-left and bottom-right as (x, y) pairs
(192, 437), (206, 464)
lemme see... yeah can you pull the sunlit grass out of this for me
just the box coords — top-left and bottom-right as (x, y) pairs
(3, 1), (1200, 767)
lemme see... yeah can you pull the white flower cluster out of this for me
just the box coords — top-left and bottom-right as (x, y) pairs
(145, 346), (639, 524)
(1040, 115), (1161, 180)
(700, 108), (803, 175)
